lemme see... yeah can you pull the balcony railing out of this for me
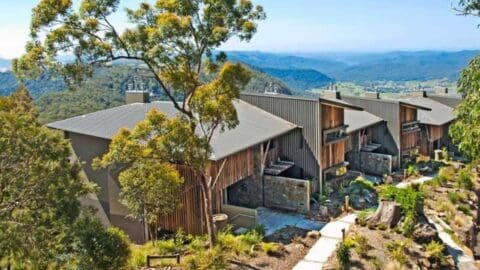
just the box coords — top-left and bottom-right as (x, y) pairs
(323, 125), (348, 145)
(402, 121), (421, 134)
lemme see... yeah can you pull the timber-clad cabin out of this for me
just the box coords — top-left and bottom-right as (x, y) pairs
(400, 91), (458, 157)
(48, 91), (306, 243)
(339, 92), (432, 166)
(240, 92), (364, 192)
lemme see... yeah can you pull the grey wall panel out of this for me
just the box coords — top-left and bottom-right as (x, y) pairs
(67, 132), (111, 214)
(341, 96), (401, 158)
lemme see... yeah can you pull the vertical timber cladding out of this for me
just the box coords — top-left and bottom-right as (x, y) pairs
(240, 93), (322, 182)
(320, 104), (346, 169)
(400, 105), (420, 153)
(419, 125), (445, 156)
(157, 148), (255, 235)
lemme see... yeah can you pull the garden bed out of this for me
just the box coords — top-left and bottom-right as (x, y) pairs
(322, 224), (455, 270)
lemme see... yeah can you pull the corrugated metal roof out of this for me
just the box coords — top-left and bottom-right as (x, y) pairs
(345, 109), (384, 133)
(48, 100), (298, 161)
(400, 97), (455, 126)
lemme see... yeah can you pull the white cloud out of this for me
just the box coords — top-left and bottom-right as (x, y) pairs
(0, 26), (29, 59)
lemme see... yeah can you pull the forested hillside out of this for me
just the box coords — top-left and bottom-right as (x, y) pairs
(261, 67), (333, 91)
(0, 64), (292, 123)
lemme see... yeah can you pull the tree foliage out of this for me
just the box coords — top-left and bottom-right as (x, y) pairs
(74, 215), (131, 270)
(450, 56), (480, 160)
(17, 0), (265, 247)
(0, 86), (93, 267)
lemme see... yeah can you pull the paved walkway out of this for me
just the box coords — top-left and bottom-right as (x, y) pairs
(292, 214), (357, 270)
(257, 207), (325, 236)
(396, 177), (478, 270)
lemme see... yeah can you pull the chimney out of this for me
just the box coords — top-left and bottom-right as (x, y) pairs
(324, 90), (340, 99)
(126, 90), (150, 104)
(365, 91), (380, 99)
(435, 87), (449, 95)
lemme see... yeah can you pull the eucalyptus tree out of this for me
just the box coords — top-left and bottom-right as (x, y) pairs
(14, 0), (265, 247)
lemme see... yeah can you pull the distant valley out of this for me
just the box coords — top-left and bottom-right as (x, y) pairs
(0, 50), (478, 122)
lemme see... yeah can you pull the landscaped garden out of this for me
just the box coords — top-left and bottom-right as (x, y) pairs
(322, 151), (480, 270)
(127, 224), (321, 270)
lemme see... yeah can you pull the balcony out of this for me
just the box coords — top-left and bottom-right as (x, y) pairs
(323, 125), (349, 145)
(402, 121), (421, 134)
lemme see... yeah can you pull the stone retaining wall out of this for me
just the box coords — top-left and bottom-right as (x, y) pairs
(264, 175), (310, 214)
(347, 151), (393, 176)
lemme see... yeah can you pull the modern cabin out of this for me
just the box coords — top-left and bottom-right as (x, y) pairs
(340, 93), (431, 167)
(48, 92), (302, 243)
(240, 92), (364, 192)
(401, 92), (457, 156)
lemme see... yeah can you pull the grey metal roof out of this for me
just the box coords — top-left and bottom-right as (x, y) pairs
(319, 97), (363, 111)
(48, 100), (298, 161)
(344, 109), (384, 133)
(400, 97), (455, 126)
(340, 95), (432, 111)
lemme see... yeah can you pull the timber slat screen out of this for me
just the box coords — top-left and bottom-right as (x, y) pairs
(157, 148), (255, 235)
(400, 105), (420, 154)
(419, 125), (445, 156)
(321, 104), (346, 169)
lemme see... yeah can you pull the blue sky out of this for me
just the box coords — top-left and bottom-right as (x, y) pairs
(0, 0), (479, 58)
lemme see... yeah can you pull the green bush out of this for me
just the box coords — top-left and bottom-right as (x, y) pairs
(432, 175), (448, 187)
(457, 168), (474, 189)
(185, 247), (227, 270)
(406, 164), (419, 177)
(424, 241), (445, 263)
(251, 224), (266, 237)
(438, 166), (455, 181)
(448, 192), (466, 204)
(386, 240), (410, 266)
(349, 233), (369, 258)
(259, 242), (281, 256)
(336, 242), (351, 269)
(74, 217), (131, 270)
(357, 210), (372, 227)
(402, 213), (415, 237)
(350, 177), (376, 192)
(458, 204), (472, 216)
(380, 185), (423, 217)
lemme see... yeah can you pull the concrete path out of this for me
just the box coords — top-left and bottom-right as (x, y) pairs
(427, 215), (477, 270)
(395, 175), (433, 188)
(396, 176), (477, 270)
(256, 207), (325, 236)
(292, 214), (357, 270)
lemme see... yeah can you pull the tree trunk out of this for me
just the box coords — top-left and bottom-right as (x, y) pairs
(201, 178), (216, 248)
(367, 200), (402, 228)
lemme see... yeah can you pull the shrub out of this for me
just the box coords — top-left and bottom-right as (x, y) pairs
(436, 200), (456, 217)
(386, 240), (410, 266)
(156, 239), (182, 255)
(357, 209), (373, 227)
(448, 192), (466, 204)
(406, 164), (419, 177)
(348, 233), (369, 257)
(457, 168), (474, 189)
(458, 204), (472, 216)
(74, 217), (131, 270)
(380, 185), (423, 217)
(438, 166), (455, 181)
(185, 247), (227, 270)
(441, 147), (450, 162)
(432, 175), (448, 187)
(453, 215), (469, 227)
(129, 242), (157, 268)
(424, 241), (445, 263)
(336, 242), (351, 269)
(402, 213), (415, 237)
(259, 242), (280, 256)
(350, 177), (376, 192)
